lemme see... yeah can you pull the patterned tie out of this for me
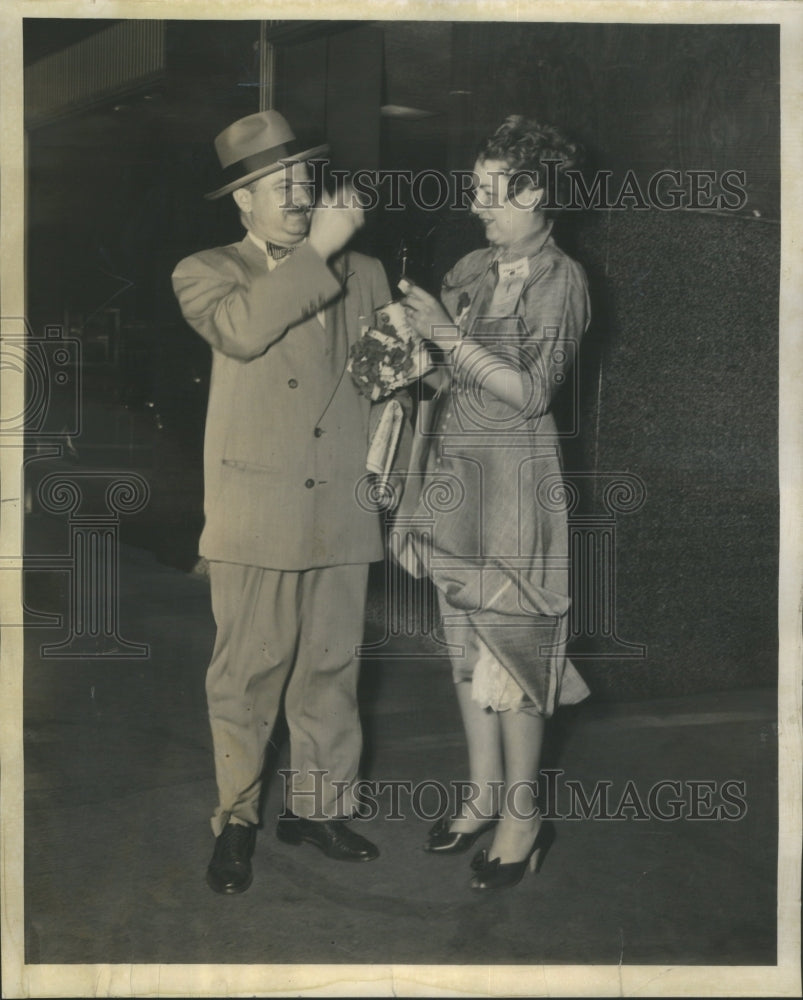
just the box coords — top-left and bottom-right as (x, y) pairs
(267, 242), (295, 260)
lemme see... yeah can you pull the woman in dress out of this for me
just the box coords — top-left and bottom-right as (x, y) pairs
(399, 116), (591, 891)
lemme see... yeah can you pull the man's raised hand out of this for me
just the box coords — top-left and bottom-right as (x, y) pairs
(309, 184), (365, 261)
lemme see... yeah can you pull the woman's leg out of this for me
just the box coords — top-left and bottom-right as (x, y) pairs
(449, 681), (504, 832)
(487, 709), (546, 862)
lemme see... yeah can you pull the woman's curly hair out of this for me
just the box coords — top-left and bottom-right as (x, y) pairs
(478, 115), (582, 209)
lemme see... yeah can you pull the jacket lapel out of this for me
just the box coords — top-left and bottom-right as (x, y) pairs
(325, 252), (354, 351)
(236, 233), (270, 276)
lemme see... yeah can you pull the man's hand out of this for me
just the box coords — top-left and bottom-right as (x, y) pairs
(309, 185), (365, 261)
(402, 286), (458, 350)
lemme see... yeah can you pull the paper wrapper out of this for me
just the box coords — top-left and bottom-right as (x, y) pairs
(366, 398), (405, 483)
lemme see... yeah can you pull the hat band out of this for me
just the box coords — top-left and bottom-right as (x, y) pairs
(220, 140), (301, 187)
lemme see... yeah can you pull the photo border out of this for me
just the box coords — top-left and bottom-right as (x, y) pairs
(2, 1), (801, 996)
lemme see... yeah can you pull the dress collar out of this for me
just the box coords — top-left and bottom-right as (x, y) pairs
(491, 220), (554, 265)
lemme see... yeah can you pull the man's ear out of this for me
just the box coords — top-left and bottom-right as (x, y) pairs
(232, 187), (252, 214)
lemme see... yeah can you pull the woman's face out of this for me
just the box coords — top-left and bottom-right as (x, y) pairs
(470, 157), (543, 250)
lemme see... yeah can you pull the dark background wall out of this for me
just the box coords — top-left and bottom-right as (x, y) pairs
(574, 207), (778, 697)
(446, 22), (778, 216)
(23, 19), (780, 700)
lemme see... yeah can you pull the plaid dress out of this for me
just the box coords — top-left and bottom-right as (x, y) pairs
(397, 225), (591, 717)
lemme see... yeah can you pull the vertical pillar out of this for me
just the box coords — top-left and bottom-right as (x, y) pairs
(258, 22), (275, 112)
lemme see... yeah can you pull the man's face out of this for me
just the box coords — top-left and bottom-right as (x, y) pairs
(235, 161), (313, 245)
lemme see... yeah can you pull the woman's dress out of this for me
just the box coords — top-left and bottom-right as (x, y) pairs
(397, 223), (591, 717)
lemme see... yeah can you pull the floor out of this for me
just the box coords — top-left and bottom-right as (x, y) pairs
(20, 516), (780, 976)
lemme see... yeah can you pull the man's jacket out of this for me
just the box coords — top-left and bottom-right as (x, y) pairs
(173, 236), (391, 570)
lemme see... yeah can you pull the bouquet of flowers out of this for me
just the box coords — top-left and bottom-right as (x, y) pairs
(348, 300), (431, 401)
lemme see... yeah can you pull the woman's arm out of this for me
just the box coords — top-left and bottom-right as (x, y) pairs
(401, 285), (535, 411)
(403, 256), (590, 415)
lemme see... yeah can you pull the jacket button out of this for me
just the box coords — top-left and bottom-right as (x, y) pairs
(314, 427), (324, 438)
(305, 478), (315, 489)
(288, 378), (299, 389)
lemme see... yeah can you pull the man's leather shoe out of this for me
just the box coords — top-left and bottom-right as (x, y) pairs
(276, 810), (379, 861)
(206, 822), (256, 894)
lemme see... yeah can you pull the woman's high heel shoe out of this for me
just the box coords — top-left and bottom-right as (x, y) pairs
(469, 820), (555, 890)
(423, 815), (498, 854)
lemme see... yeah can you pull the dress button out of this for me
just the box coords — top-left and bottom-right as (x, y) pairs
(288, 378), (299, 388)
(305, 478), (315, 489)
(314, 427), (324, 438)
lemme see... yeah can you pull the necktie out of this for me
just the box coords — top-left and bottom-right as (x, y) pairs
(267, 242), (295, 260)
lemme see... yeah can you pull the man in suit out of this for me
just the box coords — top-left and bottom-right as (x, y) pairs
(172, 110), (391, 894)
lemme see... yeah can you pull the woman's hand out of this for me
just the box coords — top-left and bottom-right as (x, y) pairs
(402, 286), (458, 350)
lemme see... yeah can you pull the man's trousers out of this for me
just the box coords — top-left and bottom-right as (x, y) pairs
(206, 560), (370, 836)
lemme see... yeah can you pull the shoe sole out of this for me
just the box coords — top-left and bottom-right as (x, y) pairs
(206, 870), (253, 894)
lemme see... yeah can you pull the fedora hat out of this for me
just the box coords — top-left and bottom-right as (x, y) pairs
(205, 110), (329, 200)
